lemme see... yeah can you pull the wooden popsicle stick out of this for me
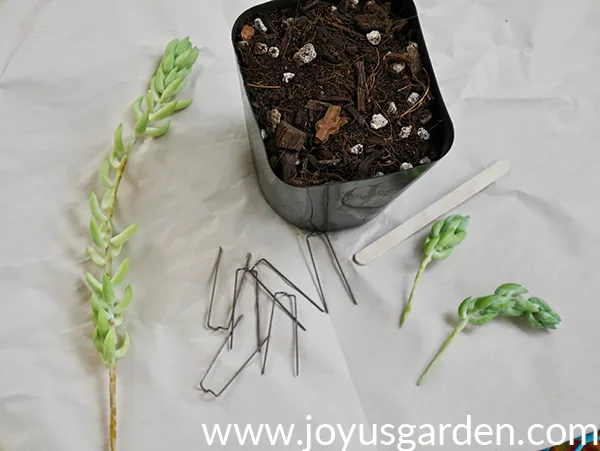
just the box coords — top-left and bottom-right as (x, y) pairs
(353, 160), (510, 266)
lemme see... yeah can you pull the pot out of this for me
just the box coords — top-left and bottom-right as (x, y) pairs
(232, 0), (454, 232)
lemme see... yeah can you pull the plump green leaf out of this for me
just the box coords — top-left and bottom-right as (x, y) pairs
(110, 224), (139, 247)
(456, 216), (470, 233)
(101, 189), (113, 210)
(175, 37), (190, 55)
(90, 218), (106, 248)
(96, 309), (111, 337)
(448, 231), (467, 247)
(514, 298), (540, 313)
(184, 47), (200, 68)
(111, 243), (123, 257)
(134, 105), (150, 135)
(112, 258), (130, 285)
(177, 67), (192, 81)
(91, 292), (109, 312)
(160, 76), (184, 102)
(423, 235), (439, 257)
(432, 248), (452, 260)
(86, 272), (102, 293)
(495, 283), (528, 297)
(102, 274), (115, 305)
(175, 48), (193, 69)
(474, 295), (499, 311)
(114, 123), (125, 155)
(145, 90), (155, 112)
(165, 68), (178, 86)
(165, 39), (179, 55)
(113, 313), (124, 327)
(458, 296), (475, 319)
(145, 120), (171, 138)
(156, 66), (166, 93)
(436, 231), (455, 249)
(115, 332), (131, 359)
(109, 152), (122, 169)
(469, 312), (498, 326)
(103, 328), (117, 363)
(87, 246), (106, 266)
(150, 76), (160, 102)
(429, 219), (445, 238)
(89, 192), (107, 223)
(150, 101), (177, 122)
(440, 216), (461, 235)
(113, 285), (133, 314)
(100, 159), (114, 188)
(173, 80), (187, 96)
(93, 328), (104, 353)
(162, 51), (175, 74)
(174, 98), (193, 112)
(487, 297), (512, 313)
(503, 306), (524, 316)
(132, 95), (144, 121)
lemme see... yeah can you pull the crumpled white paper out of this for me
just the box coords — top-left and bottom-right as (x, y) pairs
(1, 0), (599, 450)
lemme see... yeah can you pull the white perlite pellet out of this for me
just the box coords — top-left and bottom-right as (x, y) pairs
(400, 126), (412, 138)
(268, 47), (280, 58)
(266, 109), (281, 132)
(407, 92), (420, 105)
(400, 162), (413, 170)
(282, 72), (296, 83)
(293, 43), (317, 65)
(392, 62), (406, 73)
(370, 114), (388, 130)
(419, 157), (432, 164)
(366, 30), (381, 45)
(417, 127), (430, 140)
(331, 5), (338, 11)
(260, 129), (267, 139)
(376, 171), (384, 177)
(253, 18), (268, 33)
(254, 43), (268, 55)
(350, 144), (364, 155)
(387, 102), (397, 115)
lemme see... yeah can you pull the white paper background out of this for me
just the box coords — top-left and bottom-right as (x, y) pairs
(1, 0), (599, 450)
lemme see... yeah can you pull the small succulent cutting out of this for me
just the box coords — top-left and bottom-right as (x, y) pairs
(417, 283), (561, 386)
(85, 37), (199, 451)
(400, 215), (470, 326)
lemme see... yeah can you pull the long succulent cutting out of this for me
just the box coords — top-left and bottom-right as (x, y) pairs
(400, 215), (470, 326)
(85, 37), (199, 451)
(417, 283), (561, 385)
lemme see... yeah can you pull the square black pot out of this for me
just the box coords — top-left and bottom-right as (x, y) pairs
(232, 0), (454, 232)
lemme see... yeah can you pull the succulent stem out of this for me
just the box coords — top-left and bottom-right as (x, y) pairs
(417, 317), (469, 386)
(109, 363), (117, 451)
(400, 256), (431, 327)
(103, 147), (132, 451)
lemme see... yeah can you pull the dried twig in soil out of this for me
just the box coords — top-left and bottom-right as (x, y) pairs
(399, 70), (431, 120)
(247, 83), (282, 89)
(356, 60), (367, 114)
